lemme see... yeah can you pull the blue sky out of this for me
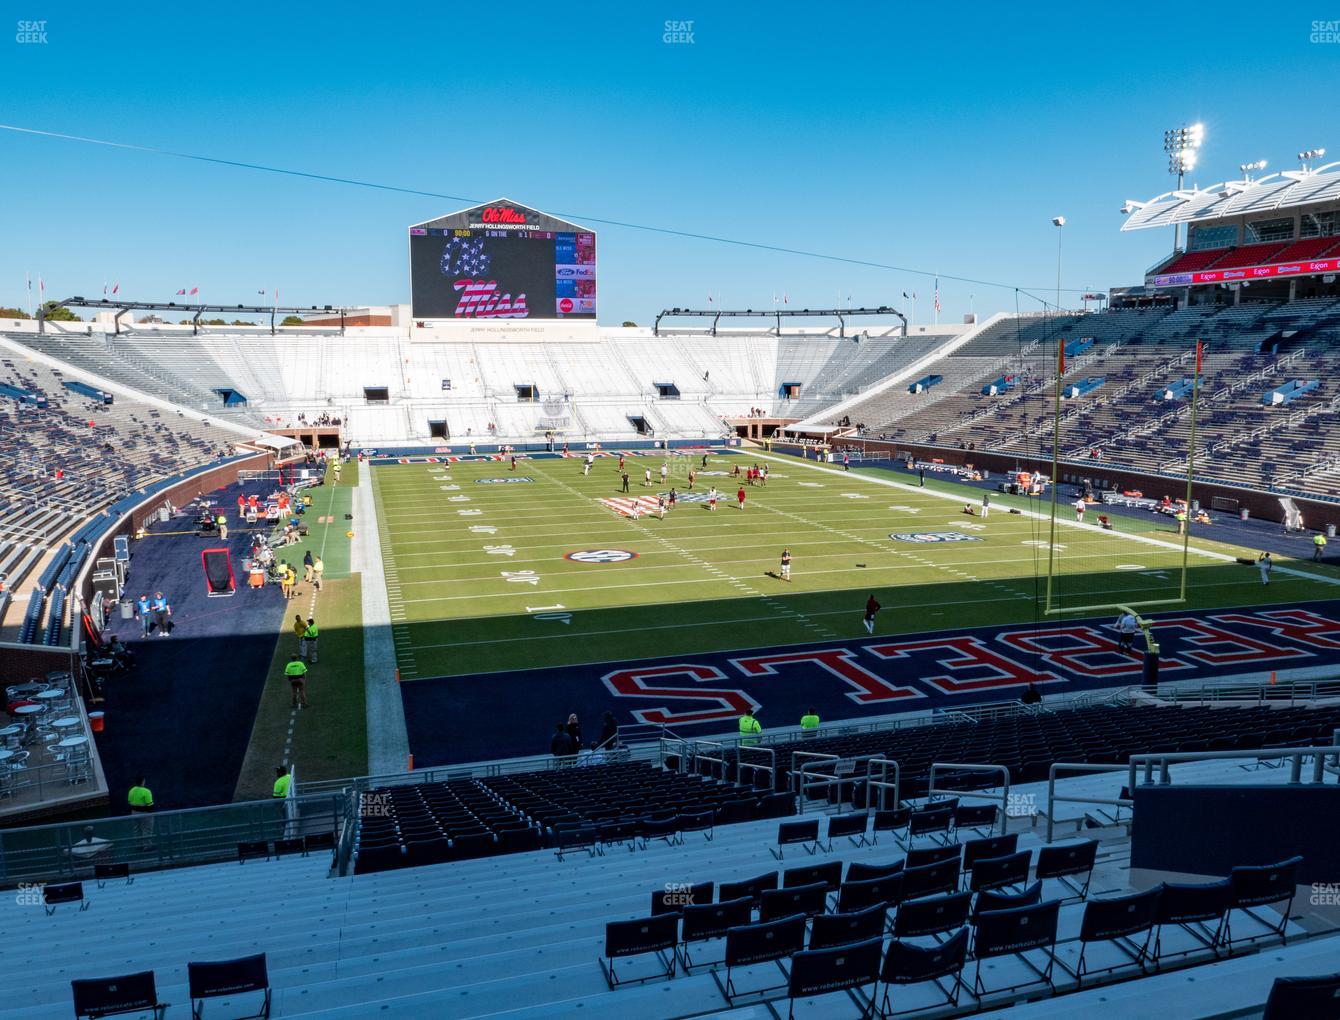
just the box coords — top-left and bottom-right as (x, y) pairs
(1, 3), (1336, 324)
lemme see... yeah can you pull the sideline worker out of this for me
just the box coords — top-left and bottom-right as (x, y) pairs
(285, 656), (309, 708)
(128, 776), (155, 846)
(1315, 532), (1328, 561)
(739, 707), (762, 746)
(273, 766), (292, 799)
(800, 708), (820, 735)
(303, 618), (319, 663)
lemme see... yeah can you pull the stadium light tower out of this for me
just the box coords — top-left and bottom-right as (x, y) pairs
(1052, 217), (1065, 312)
(1298, 148), (1327, 171)
(1239, 159), (1267, 181)
(1164, 123), (1205, 252)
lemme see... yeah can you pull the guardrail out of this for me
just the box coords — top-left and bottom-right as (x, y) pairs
(1159, 677), (1340, 707)
(0, 793), (344, 887)
(865, 756), (900, 811)
(1129, 745), (1340, 791)
(737, 745), (776, 791)
(927, 762), (1011, 834)
(792, 752), (840, 813)
(692, 740), (729, 783)
(1045, 763), (1131, 842)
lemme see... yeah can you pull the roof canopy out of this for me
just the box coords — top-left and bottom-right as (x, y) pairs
(1121, 164), (1340, 232)
(409, 198), (591, 234)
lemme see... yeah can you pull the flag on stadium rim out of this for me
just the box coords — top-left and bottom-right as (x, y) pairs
(111, 282), (119, 295)
(1195, 339), (1204, 375)
(189, 286), (199, 296)
(176, 288), (186, 295)
(934, 279), (941, 313)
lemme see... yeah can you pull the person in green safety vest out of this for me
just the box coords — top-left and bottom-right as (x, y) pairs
(739, 707), (762, 746)
(273, 766), (292, 799)
(302, 618), (319, 663)
(285, 655), (309, 709)
(1315, 532), (1328, 562)
(800, 708), (820, 736)
(128, 776), (155, 847)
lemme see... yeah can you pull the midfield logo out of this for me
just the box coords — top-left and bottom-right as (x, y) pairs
(475, 477), (534, 484)
(889, 532), (984, 543)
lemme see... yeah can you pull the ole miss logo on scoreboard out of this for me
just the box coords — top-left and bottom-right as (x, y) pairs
(399, 602), (1340, 765)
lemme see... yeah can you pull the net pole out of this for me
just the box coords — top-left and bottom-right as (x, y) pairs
(1044, 335), (1066, 613)
(1179, 340), (1203, 602)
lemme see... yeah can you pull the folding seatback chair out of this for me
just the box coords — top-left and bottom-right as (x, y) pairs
(450, 832), (498, 861)
(846, 858), (904, 883)
(405, 837), (453, 867)
(970, 881), (1042, 925)
(496, 826), (542, 854)
(678, 897), (753, 972)
(783, 859), (843, 893)
(1220, 855), (1303, 953)
(237, 840), (270, 864)
(600, 914), (680, 989)
(902, 859), (961, 901)
(1068, 886), (1162, 988)
(652, 881), (714, 916)
(953, 803), (998, 837)
(783, 936), (883, 1020)
(353, 843), (406, 874)
(188, 953), (271, 1020)
(303, 830), (336, 855)
(679, 809), (715, 843)
(772, 818), (821, 860)
(809, 902), (887, 951)
(970, 900), (1061, 999)
(827, 811), (871, 849)
(760, 792), (797, 818)
(715, 912), (808, 1004)
(1034, 839), (1099, 901)
(639, 814), (682, 849)
(718, 871), (779, 911)
(891, 890), (972, 941)
(554, 822), (599, 861)
(43, 881), (88, 916)
(598, 817), (639, 852)
(272, 837), (304, 858)
(967, 850), (1031, 895)
(837, 872), (904, 918)
(760, 881), (829, 923)
(872, 807), (911, 847)
(878, 927), (969, 1016)
(1151, 878), (1231, 969)
(1261, 972), (1340, 1020)
(960, 833), (1019, 888)
(72, 970), (167, 1020)
(93, 863), (132, 888)
(906, 844), (959, 870)
(907, 806), (954, 846)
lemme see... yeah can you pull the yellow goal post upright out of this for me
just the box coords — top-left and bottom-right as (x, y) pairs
(1043, 336), (1205, 617)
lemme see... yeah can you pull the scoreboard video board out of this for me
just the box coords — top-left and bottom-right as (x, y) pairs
(409, 201), (596, 320)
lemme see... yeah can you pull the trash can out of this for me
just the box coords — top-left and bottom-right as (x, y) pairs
(1328, 523), (1337, 539)
(119, 601), (134, 621)
(88, 712), (105, 733)
(1240, 508), (1250, 521)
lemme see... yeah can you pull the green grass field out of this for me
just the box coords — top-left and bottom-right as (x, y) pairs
(372, 450), (1339, 681)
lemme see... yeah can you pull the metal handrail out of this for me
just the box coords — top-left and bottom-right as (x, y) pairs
(692, 739), (729, 783)
(865, 756), (900, 812)
(1128, 745), (1340, 792)
(737, 745), (775, 790)
(792, 751), (840, 813)
(1045, 762), (1131, 842)
(927, 762), (1012, 835)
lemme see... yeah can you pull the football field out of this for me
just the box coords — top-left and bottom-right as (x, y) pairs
(372, 449), (1334, 683)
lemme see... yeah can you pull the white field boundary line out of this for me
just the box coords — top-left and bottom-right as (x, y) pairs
(755, 452), (1340, 590)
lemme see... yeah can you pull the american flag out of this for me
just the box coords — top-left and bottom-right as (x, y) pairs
(934, 279), (941, 313)
(440, 236), (491, 278)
